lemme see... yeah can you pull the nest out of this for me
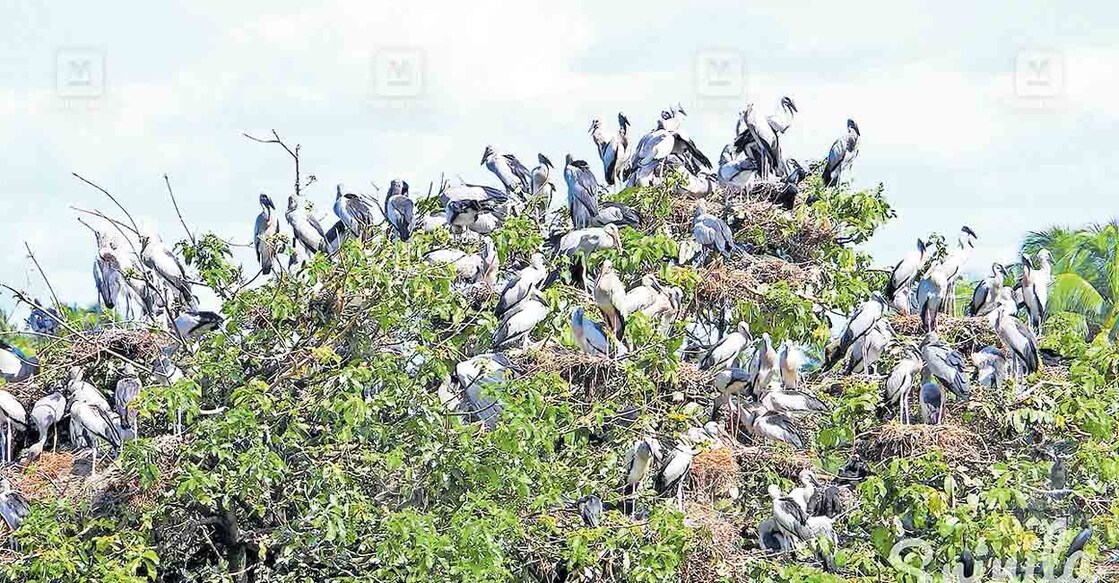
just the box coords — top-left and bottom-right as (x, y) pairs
(1, 379), (44, 407)
(888, 315), (999, 353)
(669, 192), (838, 262)
(679, 502), (751, 583)
(512, 347), (630, 399)
(689, 447), (739, 501)
(855, 422), (985, 465)
(733, 444), (816, 480)
(66, 329), (167, 367)
(694, 256), (813, 307)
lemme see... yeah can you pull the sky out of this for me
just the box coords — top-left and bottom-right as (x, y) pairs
(0, 1), (1117, 318)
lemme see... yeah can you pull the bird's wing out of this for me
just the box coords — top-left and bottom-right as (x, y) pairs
(503, 154), (532, 188)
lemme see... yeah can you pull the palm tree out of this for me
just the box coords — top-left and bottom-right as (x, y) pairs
(1021, 221), (1119, 338)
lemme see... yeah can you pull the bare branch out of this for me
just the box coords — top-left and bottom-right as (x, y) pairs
(72, 173), (142, 235)
(243, 130), (303, 197)
(165, 174), (198, 247)
(23, 242), (62, 310)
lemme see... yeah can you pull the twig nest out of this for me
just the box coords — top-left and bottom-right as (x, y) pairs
(855, 422), (984, 464)
(689, 447), (738, 501)
(887, 315), (999, 353)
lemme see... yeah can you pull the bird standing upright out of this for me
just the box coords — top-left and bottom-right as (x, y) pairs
(822, 119), (860, 187)
(564, 154), (600, 230)
(254, 193), (281, 276)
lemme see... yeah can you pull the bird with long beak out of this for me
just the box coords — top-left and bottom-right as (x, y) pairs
(564, 154), (601, 230)
(530, 153), (556, 200)
(779, 340), (805, 389)
(481, 145), (532, 197)
(254, 194), (281, 276)
(593, 260), (627, 340)
(286, 195), (328, 255)
(821, 118), (860, 187)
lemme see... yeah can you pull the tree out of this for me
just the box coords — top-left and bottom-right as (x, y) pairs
(1022, 221), (1119, 339)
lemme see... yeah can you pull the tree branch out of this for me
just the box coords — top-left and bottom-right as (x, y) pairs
(23, 242), (62, 311)
(165, 174), (198, 248)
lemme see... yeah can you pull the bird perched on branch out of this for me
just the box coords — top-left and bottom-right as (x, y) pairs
(824, 292), (889, 371)
(920, 333), (970, 400)
(254, 193), (281, 276)
(25, 391), (65, 461)
(0, 390), (28, 463)
(1021, 248), (1052, 335)
(286, 195), (328, 255)
(822, 119), (860, 187)
(593, 259), (627, 339)
(482, 145), (532, 199)
(969, 263), (1008, 317)
(564, 154), (601, 230)
(692, 201), (740, 263)
(384, 179), (415, 242)
(591, 113), (630, 187)
(140, 230), (194, 306)
(699, 321), (751, 371)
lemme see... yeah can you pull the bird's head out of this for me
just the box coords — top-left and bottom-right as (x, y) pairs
(480, 145), (495, 165)
(538, 153), (553, 168)
(737, 321), (751, 337)
(588, 119), (602, 133)
(530, 253), (546, 269)
(335, 184), (344, 199)
(1037, 248), (1053, 265)
(259, 193), (274, 210)
(67, 366), (83, 384)
(799, 468), (818, 486)
(762, 332), (773, 349)
(916, 237), (927, 256)
(870, 291), (888, 305)
(617, 112), (630, 130)
(766, 484), (782, 500)
(604, 224), (622, 250)
(847, 118), (860, 136)
(781, 96), (798, 114)
(921, 331), (940, 346)
(960, 226), (978, 247)
(564, 153), (574, 167)
(693, 200), (708, 216)
(599, 258), (614, 274)
(636, 439), (652, 459)
(122, 362), (136, 376)
(572, 306), (586, 326)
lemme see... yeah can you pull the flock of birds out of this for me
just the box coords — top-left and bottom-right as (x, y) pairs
(0, 96), (1069, 570)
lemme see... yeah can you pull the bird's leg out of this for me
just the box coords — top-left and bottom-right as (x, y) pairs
(91, 446), (97, 479)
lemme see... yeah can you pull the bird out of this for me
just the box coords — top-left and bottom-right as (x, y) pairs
(768, 484), (811, 552)
(571, 306), (626, 358)
(920, 333), (970, 400)
(286, 195), (328, 256)
(492, 291), (549, 351)
(749, 334), (780, 395)
(27, 305), (62, 336)
(759, 389), (828, 416)
(549, 224), (623, 258)
(778, 340), (805, 389)
(25, 391), (65, 461)
(732, 105), (780, 179)
(972, 346), (1009, 389)
(334, 184), (379, 241)
(69, 399), (122, 477)
(691, 200), (739, 263)
(969, 263), (1009, 316)
(757, 518), (789, 552)
(882, 349), (923, 423)
(916, 263), (949, 333)
(821, 118), (860, 187)
(885, 238), (929, 299)
(424, 238), (499, 286)
(622, 275), (682, 325)
(738, 403), (806, 448)
(593, 259), (627, 339)
(624, 117), (711, 186)
(530, 154), (557, 201)
(66, 366), (111, 412)
(495, 254), (548, 317)
(115, 363), (142, 434)
(481, 145), (532, 197)
(591, 113), (631, 186)
(444, 198), (506, 236)
(0, 341), (39, 383)
(992, 296), (1040, 380)
(452, 354), (513, 430)
(564, 154), (601, 230)
(384, 179), (415, 242)
(0, 390), (29, 463)
(654, 441), (695, 509)
(139, 230), (193, 306)
(844, 319), (893, 375)
(577, 495), (603, 528)
(589, 202), (642, 229)
(788, 469), (820, 513)
(174, 310), (224, 339)
(940, 226), (979, 284)
(699, 321), (751, 371)
(0, 477), (30, 531)
(807, 485), (843, 519)
(621, 437), (660, 514)
(824, 292), (889, 371)
(919, 381), (945, 424)
(1021, 249), (1053, 335)
(254, 193), (281, 276)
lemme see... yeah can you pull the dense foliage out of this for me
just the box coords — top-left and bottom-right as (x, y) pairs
(1, 172), (1116, 583)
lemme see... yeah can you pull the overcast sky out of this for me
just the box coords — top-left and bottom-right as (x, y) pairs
(1, 1), (1116, 316)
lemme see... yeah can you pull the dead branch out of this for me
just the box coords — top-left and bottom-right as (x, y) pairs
(72, 173), (141, 235)
(164, 174), (197, 247)
(23, 243), (62, 311)
(243, 130), (304, 197)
